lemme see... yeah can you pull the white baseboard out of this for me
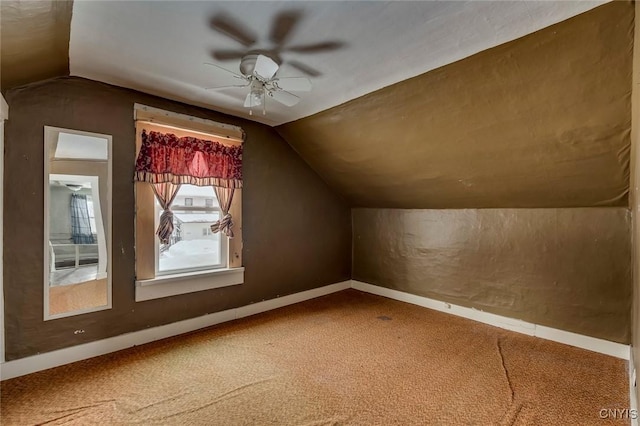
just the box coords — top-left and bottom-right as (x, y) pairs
(351, 280), (630, 360)
(0, 280), (351, 380)
(1, 279), (630, 381)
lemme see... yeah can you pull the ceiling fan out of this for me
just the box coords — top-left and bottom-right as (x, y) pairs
(209, 10), (345, 78)
(206, 53), (312, 115)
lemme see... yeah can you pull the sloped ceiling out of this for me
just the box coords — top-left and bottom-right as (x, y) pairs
(276, 1), (633, 209)
(0, 0), (72, 91)
(68, 1), (608, 126)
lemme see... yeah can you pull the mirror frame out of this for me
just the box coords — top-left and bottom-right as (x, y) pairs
(43, 126), (113, 320)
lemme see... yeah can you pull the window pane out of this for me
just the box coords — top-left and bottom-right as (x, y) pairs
(157, 185), (222, 273)
(86, 195), (97, 234)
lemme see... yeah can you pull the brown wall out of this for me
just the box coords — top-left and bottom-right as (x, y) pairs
(274, 1), (634, 348)
(353, 208), (631, 343)
(3, 77), (351, 360)
(0, 1), (72, 91)
(277, 2), (633, 209)
(631, 0), (640, 407)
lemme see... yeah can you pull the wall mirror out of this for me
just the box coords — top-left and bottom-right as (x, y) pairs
(44, 126), (112, 320)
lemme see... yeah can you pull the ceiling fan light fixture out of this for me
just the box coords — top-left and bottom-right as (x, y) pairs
(249, 88), (263, 106)
(246, 81), (266, 116)
(65, 184), (83, 192)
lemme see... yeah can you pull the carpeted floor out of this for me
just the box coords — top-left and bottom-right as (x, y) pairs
(0, 290), (630, 425)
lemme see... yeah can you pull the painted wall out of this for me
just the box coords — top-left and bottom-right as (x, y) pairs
(3, 77), (351, 360)
(277, 2), (632, 209)
(631, 0), (640, 409)
(0, 1), (72, 91)
(277, 1), (634, 347)
(1, 95), (7, 362)
(353, 208), (631, 343)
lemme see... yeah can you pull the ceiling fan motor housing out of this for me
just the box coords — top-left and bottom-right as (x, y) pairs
(240, 54), (260, 77)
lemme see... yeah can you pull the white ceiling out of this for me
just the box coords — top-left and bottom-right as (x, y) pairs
(70, 1), (609, 127)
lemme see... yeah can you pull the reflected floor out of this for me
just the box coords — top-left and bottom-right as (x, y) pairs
(49, 278), (108, 316)
(51, 265), (98, 286)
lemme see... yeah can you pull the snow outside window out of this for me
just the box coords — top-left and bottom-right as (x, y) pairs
(156, 185), (225, 274)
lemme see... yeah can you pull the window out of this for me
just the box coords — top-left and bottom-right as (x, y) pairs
(133, 105), (244, 302)
(156, 185), (225, 275)
(86, 195), (97, 234)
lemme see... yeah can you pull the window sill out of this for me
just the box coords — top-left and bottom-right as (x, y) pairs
(135, 267), (244, 302)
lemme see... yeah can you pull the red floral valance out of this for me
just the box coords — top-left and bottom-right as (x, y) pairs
(135, 130), (242, 188)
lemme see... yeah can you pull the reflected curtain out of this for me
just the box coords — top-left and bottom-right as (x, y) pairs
(70, 194), (95, 244)
(135, 130), (243, 240)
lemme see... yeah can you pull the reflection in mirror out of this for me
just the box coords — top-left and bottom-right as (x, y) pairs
(44, 127), (112, 319)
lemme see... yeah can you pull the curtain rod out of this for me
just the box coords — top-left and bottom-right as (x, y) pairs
(137, 120), (243, 144)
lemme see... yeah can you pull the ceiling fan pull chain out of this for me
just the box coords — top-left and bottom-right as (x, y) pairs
(263, 91), (267, 115)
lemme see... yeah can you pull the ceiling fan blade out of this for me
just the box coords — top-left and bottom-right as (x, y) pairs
(273, 77), (312, 92)
(206, 83), (250, 91)
(268, 89), (300, 107)
(210, 14), (257, 47)
(254, 54), (279, 80)
(244, 92), (262, 108)
(269, 10), (303, 45)
(287, 41), (346, 53)
(288, 60), (322, 77)
(211, 49), (246, 61)
(204, 62), (248, 82)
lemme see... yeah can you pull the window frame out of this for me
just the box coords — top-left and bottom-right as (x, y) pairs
(86, 194), (97, 235)
(133, 105), (244, 302)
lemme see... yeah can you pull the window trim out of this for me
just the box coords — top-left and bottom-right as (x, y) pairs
(133, 106), (244, 302)
(135, 267), (244, 302)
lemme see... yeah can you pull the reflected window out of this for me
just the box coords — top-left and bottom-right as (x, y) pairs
(86, 195), (97, 234)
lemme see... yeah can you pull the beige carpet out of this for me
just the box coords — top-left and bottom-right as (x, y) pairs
(1, 290), (629, 425)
